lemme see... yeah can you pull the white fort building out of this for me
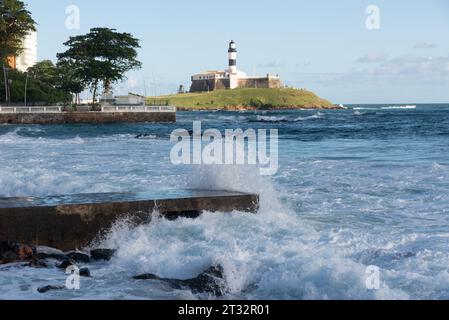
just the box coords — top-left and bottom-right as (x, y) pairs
(190, 41), (283, 93)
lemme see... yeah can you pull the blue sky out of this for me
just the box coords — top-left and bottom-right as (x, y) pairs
(25, 0), (449, 104)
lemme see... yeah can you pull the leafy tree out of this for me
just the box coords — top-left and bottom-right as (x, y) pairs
(57, 27), (142, 104)
(0, 69), (71, 104)
(27, 60), (58, 86)
(55, 60), (84, 104)
(0, 0), (36, 64)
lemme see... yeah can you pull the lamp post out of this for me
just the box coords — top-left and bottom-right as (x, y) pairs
(7, 79), (12, 105)
(2, 64), (8, 105)
(24, 72), (29, 106)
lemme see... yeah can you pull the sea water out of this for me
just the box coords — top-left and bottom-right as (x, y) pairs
(1, 104), (449, 300)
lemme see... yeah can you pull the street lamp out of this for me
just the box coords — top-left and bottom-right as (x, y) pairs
(2, 64), (9, 105)
(7, 79), (12, 105)
(24, 72), (29, 106)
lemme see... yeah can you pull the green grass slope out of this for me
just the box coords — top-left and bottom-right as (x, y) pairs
(147, 88), (335, 110)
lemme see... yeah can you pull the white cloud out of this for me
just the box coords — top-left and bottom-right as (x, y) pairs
(289, 54), (449, 88)
(413, 42), (438, 49)
(356, 52), (389, 63)
(256, 61), (285, 68)
(295, 61), (312, 67)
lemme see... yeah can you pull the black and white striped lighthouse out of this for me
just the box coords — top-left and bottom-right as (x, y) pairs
(228, 40), (237, 74)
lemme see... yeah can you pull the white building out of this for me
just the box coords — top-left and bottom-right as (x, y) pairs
(16, 31), (38, 72)
(190, 41), (282, 92)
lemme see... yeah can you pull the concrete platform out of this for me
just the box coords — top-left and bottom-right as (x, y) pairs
(0, 190), (259, 250)
(0, 111), (176, 124)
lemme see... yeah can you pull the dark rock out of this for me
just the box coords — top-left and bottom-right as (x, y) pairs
(57, 260), (75, 269)
(35, 246), (68, 261)
(37, 285), (65, 294)
(133, 273), (160, 280)
(90, 249), (116, 261)
(36, 253), (68, 261)
(0, 241), (35, 264)
(135, 133), (155, 139)
(66, 251), (90, 263)
(133, 265), (226, 297)
(79, 267), (91, 278)
(26, 258), (48, 269)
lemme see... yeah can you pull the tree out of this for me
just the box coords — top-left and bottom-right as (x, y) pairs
(0, 68), (72, 105)
(0, 0), (36, 64)
(55, 60), (84, 104)
(27, 60), (58, 85)
(57, 27), (142, 105)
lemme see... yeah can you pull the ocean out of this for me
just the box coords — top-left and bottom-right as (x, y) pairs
(1, 104), (449, 300)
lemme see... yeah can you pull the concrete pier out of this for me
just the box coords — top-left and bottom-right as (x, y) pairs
(0, 190), (259, 250)
(0, 111), (176, 124)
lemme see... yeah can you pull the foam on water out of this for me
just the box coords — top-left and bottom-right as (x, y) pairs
(2, 105), (449, 299)
(96, 165), (408, 299)
(382, 105), (417, 110)
(255, 113), (324, 123)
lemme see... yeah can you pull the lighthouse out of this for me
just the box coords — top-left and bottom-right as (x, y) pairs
(228, 40), (237, 74)
(189, 40), (282, 92)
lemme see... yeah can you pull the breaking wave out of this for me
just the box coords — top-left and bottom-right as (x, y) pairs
(254, 113), (324, 123)
(96, 165), (408, 300)
(382, 105), (416, 110)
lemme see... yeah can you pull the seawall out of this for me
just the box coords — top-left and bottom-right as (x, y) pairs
(0, 190), (259, 250)
(0, 111), (176, 124)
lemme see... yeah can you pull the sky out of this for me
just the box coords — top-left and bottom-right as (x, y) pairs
(24, 0), (449, 104)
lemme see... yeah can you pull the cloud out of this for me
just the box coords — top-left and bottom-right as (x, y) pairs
(289, 54), (449, 88)
(413, 42), (438, 49)
(295, 61), (312, 67)
(377, 54), (449, 77)
(256, 61), (285, 68)
(356, 52), (389, 63)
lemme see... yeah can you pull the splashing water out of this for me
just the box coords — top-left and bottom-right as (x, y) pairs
(1, 105), (449, 299)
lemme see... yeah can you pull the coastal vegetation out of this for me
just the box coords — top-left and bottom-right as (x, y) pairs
(0, 68), (72, 104)
(1, 0), (141, 105)
(147, 87), (335, 110)
(0, 0), (35, 63)
(57, 28), (142, 104)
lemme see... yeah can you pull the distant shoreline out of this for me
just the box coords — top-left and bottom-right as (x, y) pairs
(147, 88), (337, 111)
(175, 105), (343, 111)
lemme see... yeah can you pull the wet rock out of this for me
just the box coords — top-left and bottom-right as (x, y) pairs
(35, 246), (67, 261)
(26, 258), (48, 269)
(79, 267), (91, 278)
(0, 241), (35, 264)
(90, 249), (116, 261)
(57, 260), (75, 269)
(134, 273), (160, 280)
(37, 285), (65, 294)
(133, 265), (226, 297)
(135, 133), (155, 139)
(66, 251), (90, 263)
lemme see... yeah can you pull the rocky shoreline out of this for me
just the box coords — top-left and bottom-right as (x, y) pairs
(176, 104), (344, 111)
(0, 241), (227, 297)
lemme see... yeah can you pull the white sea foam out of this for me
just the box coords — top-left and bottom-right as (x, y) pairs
(91, 164), (411, 299)
(255, 113), (324, 123)
(1, 109), (449, 299)
(382, 105), (417, 110)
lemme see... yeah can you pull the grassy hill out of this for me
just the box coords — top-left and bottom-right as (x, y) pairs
(147, 88), (335, 110)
